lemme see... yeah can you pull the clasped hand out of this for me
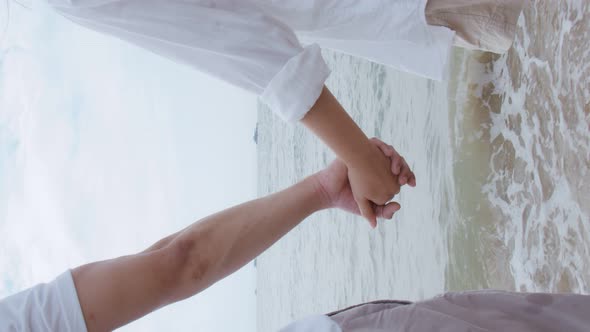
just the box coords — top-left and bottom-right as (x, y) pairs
(315, 138), (416, 228)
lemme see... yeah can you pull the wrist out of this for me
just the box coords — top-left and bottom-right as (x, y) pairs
(342, 138), (375, 170)
(307, 173), (333, 211)
(301, 87), (373, 169)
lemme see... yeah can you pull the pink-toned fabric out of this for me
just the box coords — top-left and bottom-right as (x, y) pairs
(329, 290), (590, 332)
(426, 0), (527, 53)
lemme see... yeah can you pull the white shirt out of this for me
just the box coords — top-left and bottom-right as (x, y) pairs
(43, 0), (454, 122)
(0, 271), (88, 332)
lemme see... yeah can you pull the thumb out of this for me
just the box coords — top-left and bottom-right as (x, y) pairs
(376, 201), (401, 220)
(356, 197), (377, 228)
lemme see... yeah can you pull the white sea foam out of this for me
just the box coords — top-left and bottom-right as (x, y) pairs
(449, 1), (590, 292)
(485, 2), (590, 293)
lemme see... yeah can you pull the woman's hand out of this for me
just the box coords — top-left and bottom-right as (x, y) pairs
(314, 138), (414, 227)
(346, 143), (400, 227)
(302, 87), (415, 226)
(371, 138), (416, 187)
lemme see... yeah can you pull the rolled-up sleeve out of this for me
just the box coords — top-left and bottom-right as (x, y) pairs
(261, 44), (330, 122)
(46, 0), (331, 122)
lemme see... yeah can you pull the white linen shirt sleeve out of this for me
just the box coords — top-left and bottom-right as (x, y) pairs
(44, 0), (331, 122)
(0, 271), (88, 332)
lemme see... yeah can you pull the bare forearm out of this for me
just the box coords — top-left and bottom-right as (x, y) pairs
(301, 86), (402, 224)
(142, 231), (182, 253)
(169, 175), (328, 300)
(301, 87), (373, 167)
(72, 175), (328, 332)
(71, 145), (403, 331)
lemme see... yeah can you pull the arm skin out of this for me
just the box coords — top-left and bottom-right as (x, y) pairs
(301, 87), (415, 226)
(72, 155), (402, 332)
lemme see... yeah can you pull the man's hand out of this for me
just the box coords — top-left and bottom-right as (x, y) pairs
(315, 158), (401, 222)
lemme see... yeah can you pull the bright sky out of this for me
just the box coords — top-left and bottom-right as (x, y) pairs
(0, 1), (258, 331)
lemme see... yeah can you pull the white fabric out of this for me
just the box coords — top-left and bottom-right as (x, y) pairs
(43, 0), (454, 122)
(0, 271), (88, 332)
(280, 314), (342, 332)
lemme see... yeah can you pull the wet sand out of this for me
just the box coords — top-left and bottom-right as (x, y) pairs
(446, 0), (590, 293)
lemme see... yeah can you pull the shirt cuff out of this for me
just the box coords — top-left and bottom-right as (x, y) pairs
(260, 44), (331, 123)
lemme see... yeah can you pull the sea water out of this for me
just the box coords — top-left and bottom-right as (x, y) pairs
(256, 1), (590, 330)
